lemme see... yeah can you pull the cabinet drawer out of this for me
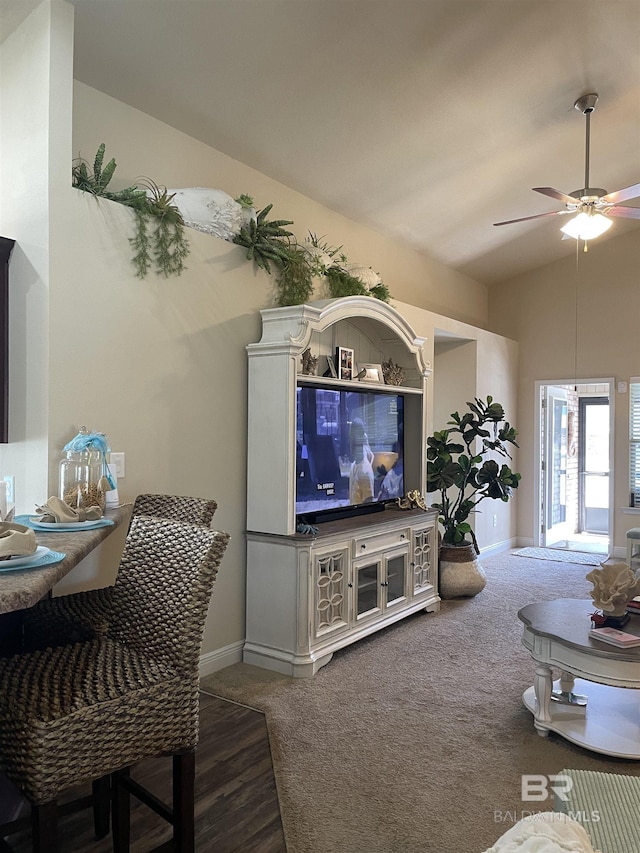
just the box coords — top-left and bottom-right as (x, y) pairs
(353, 528), (410, 557)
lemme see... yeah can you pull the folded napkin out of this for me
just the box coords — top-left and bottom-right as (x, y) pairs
(0, 522), (38, 560)
(35, 496), (104, 524)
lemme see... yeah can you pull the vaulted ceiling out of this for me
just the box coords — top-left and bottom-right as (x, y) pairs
(3, 0), (640, 285)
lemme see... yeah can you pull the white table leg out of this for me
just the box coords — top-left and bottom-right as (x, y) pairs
(559, 670), (574, 693)
(533, 662), (553, 735)
(552, 669), (588, 706)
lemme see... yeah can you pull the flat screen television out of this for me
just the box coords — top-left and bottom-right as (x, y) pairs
(296, 383), (404, 523)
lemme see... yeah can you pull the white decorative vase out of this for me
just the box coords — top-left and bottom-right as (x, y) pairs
(166, 187), (256, 241)
(439, 543), (486, 599)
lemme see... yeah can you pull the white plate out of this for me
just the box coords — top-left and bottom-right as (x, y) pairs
(0, 545), (49, 569)
(28, 517), (113, 532)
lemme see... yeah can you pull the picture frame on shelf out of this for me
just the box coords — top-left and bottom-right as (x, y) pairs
(336, 346), (354, 381)
(324, 355), (338, 379)
(357, 363), (384, 383)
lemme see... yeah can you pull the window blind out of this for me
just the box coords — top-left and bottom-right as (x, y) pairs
(631, 379), (640, 506)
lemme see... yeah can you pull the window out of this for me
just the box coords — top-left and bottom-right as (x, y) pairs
(631, 379), (640, 507)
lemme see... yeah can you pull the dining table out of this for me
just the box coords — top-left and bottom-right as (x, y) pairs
(0, 504), (131, 614)
(0, 504), (132, 658)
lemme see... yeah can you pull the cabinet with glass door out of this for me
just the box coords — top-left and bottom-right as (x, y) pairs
(353, 547), (410, 625)
(411, 523), (437, 600)
(312, 544), (350, 643)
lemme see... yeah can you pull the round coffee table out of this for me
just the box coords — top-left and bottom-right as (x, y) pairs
(518, 598), (640, 759)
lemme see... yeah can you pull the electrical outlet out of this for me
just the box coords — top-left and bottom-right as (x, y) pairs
(492, 514), (498, 528)
(3, 475), (15, 503)
(109, 452), (126, 479)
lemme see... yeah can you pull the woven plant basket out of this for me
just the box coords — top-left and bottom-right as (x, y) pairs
(439, 542), (486, 599)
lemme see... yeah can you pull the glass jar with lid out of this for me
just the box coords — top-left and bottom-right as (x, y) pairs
(59, 426), (106, 510)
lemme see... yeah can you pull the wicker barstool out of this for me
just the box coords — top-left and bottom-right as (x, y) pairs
(22, 493), (218, 650)
(0, 515), (229, 852)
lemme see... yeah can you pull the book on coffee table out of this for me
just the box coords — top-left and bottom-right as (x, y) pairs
(589, 626), (640, 647)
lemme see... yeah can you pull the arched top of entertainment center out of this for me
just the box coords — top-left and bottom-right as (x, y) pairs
(253, 296), (429, 375)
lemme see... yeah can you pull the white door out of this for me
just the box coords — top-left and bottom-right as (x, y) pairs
(542, 386), (571, 546)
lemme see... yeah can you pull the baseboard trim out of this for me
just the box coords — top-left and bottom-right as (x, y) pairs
(198, 640), (244, 678)
(479, 537), (518, 558)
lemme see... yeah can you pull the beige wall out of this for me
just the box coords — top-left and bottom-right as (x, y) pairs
(48, 194), (271, 655)
(72, 80), (489, 328)
(489, 229), (640, 551)
(0, 0), (64, 510)
(398, 302), (519, 553)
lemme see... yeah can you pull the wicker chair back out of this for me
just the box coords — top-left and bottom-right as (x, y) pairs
(109, 515), (229, 671)
(131, 493), (217, 527)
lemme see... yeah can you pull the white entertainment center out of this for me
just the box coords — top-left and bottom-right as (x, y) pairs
(244, 296), (440, 677)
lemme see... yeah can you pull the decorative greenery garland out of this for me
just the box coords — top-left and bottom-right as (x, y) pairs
(72, 144), (392, 304)
(72, 144), (189, 279)
(234, 220), (392, 306)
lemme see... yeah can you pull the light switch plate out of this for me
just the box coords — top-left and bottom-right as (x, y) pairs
(3, 475), (15, 503)
(110, 452), (125, 478)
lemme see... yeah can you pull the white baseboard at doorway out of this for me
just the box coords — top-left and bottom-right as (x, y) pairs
(480, 537), (518, 558)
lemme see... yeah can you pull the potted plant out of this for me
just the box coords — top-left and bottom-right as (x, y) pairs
(425, 396), (521, 598)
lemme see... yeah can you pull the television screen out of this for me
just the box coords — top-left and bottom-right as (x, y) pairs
(296, 384), (404, 521)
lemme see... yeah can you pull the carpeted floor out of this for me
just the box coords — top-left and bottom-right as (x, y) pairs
(514, 546), (604, 566)
(201, 550), (639, 853)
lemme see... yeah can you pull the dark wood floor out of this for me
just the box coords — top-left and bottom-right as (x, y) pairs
(6, 691), (287, 852)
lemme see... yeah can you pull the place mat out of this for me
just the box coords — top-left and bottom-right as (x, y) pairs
(14, 514), (114, 532)
(0, 546), (65, 572)
(514, 546), (602, 566)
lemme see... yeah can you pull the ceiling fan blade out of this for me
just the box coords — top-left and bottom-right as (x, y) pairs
(532, 187), (577, 205)
(493, 210), (568, 227)
(601, 182), (640, 205)
(605, 205), (640, 219)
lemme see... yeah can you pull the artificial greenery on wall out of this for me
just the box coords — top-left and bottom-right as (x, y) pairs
(233, 220), (392, 306)
(72, 144), (189, 278)
(72, 144), (392, 304)
(325, 266), (391, 302)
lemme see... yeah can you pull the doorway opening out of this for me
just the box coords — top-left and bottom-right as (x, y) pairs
(535, 380), (613, 555)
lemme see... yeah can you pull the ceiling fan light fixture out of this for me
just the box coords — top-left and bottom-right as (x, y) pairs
(560, 211), (613, 241)
(495, 93), (640, 234)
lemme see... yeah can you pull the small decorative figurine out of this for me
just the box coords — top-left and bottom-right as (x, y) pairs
(382, 358), (405, 386)
(397, 490), (427, 511)
(301, 348), (319, 376)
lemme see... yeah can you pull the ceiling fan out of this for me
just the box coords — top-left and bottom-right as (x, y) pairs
(494, 93), (640, 241)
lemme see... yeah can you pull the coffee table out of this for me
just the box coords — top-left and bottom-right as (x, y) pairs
(518, 598), (640, 759)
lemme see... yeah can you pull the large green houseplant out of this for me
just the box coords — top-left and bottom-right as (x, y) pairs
(426, 396), (520, 554)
